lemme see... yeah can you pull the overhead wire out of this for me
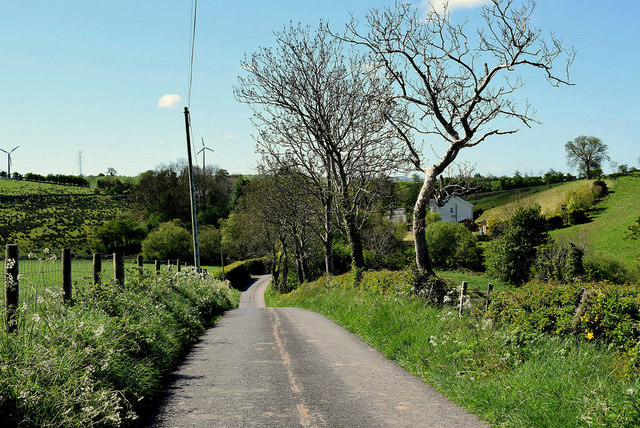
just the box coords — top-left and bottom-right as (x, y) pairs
(187, 0), (200, 168)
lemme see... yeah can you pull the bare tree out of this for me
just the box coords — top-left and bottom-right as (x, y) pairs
(235, 23), (409, 270)
(340, 0), (574, 274)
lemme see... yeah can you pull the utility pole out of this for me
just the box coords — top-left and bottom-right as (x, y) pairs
(183, 107), (201, 272)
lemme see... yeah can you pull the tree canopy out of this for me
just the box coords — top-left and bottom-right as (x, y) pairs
(565, 136), (609, 179)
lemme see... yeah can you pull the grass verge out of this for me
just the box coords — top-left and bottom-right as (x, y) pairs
(267, 281), (640, 427)
(0, 269), (240, 427)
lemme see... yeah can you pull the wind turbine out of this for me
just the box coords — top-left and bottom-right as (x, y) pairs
(197, 138), (214, 170)
(0, 146), (19, 178)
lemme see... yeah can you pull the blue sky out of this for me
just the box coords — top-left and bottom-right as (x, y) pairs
(1, 0), (638, 177)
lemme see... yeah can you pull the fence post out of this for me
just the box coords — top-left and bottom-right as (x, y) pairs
(137, 255), (144, 276)
(155, 260), (160, 273)
(176, 259), (181, 273)
(4, 244), (19, 333)
(458, 281), (468, 316)
(93, 254), (101, 285)
(485, 283), (494, 312)
(62, 249), (72, 304)
(114, 252), (125, 286)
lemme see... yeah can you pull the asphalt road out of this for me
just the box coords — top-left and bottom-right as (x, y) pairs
(150, 275), (487, 427)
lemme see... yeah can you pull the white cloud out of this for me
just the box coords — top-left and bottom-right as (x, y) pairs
(427, 0), (489, 13)
(158, 141), (166, 145)
(157, 94), (182, 108)
(223, 135), (239, 139)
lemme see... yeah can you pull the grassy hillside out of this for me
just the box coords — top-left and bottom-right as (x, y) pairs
(472, 180), (595, 222)
(0, 178), (132, 252)
(552, 174), (640, 273)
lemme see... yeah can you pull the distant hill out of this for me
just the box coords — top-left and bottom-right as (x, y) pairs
(0, 178), (132, 253)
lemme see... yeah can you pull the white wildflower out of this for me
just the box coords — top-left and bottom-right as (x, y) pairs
(94, 324), (104, 337)
(43, 248), (50, 254)
(31, 313), (40, 323)
(5, 258), (16, 270)
(627, 388), (635, 395)
(28, 252), (34, 259)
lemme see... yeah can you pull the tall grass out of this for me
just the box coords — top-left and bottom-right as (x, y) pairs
(0, 268), (239, 427)
(267, 282), (640, 427)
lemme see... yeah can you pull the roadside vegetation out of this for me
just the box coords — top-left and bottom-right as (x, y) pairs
(267, 278), (640, 427)
(0, 269), (239, 427)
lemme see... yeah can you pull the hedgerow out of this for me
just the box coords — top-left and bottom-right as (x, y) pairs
(0, 269), (239, 427)
(488, 279), (640, 372)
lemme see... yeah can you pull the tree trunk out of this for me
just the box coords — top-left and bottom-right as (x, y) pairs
(279, 237), (289, 293)
(413, 169), (438, 275)
(344, 212), (365, 269)
(293, 236), (304, 284)
(323, 164), (334, 274)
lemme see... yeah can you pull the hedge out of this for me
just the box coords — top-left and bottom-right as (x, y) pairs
(213, 257), (268, 290)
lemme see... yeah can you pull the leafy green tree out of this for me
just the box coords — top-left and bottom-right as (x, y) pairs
(199, 226), (222, 265)
(425, 221), (481, 270)
(485, 205), (549, 285)
(565, 136), (610, 179)
(93, 217), (146, 254)
(141, 221), (192, 261)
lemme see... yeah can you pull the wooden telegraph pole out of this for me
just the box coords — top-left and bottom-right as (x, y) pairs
(183, 107), (201, 273)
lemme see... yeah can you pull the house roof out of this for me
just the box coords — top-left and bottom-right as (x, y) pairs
(429, 195), (474, 209)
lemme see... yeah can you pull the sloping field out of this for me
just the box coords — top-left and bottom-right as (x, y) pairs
(552, 175), (640, 272)
(475, 180), (599, 223)
(0, 178), (131, 252)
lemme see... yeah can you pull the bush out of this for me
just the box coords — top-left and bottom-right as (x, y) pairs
(545, 213), (564, 230)
(199, 226), (222, 265)
(488, 279), (640, 370)
(484, 204), (548, 285)
(533, 241), (584, 282)
(141, 221), (192, 260)
(583, 255), (634, 284)
(425, 221), (481, 270)
(212, 260), (251, 290)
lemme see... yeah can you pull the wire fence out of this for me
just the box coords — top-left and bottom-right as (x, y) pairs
(2, 245), (204, 333)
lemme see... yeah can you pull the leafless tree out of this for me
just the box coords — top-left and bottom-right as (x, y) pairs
(339, 0), (574, 274)
(235, 23), (409, 270)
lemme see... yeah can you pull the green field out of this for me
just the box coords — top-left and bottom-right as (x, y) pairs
(552, 175), (640, 272)
(472, 180), (599, 223)
(0, 178), (131, 251)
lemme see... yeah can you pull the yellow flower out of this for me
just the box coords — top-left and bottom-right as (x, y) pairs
(586, 330), (594, 340)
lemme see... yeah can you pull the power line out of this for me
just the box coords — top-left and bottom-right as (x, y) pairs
(187, 0), (198, 109)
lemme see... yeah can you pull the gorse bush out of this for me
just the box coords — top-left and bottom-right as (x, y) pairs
(488, 279), (640, 372)
(0, 269), (238, 427)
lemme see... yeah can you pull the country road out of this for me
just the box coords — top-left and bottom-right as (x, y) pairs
(150, 275), (487, 427)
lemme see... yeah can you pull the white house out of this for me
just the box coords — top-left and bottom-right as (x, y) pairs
(429, 196), (474, 223)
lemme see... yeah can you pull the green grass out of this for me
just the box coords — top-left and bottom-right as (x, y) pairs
(551, 175), (640, 273)
(267, 283), (640, 427)
(473, 180), (598, 222)
(0, 179), (132, 252)
(0, 269), (240, 427)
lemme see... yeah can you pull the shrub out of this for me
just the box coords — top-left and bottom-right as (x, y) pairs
(93, 217), (146, 254)
(545, 213), (564, 230)
(212, 260), (251, 290)
(484, 204), (548, 285)
(533, 241), (584, 282)
(199, 226), (222, 265)
(425, 221), (481, 269)
(592, 179), (609, 197)
(583, 255), (634, 284)
(141, 221), (192, 260)
(488, 279), (640, 371)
